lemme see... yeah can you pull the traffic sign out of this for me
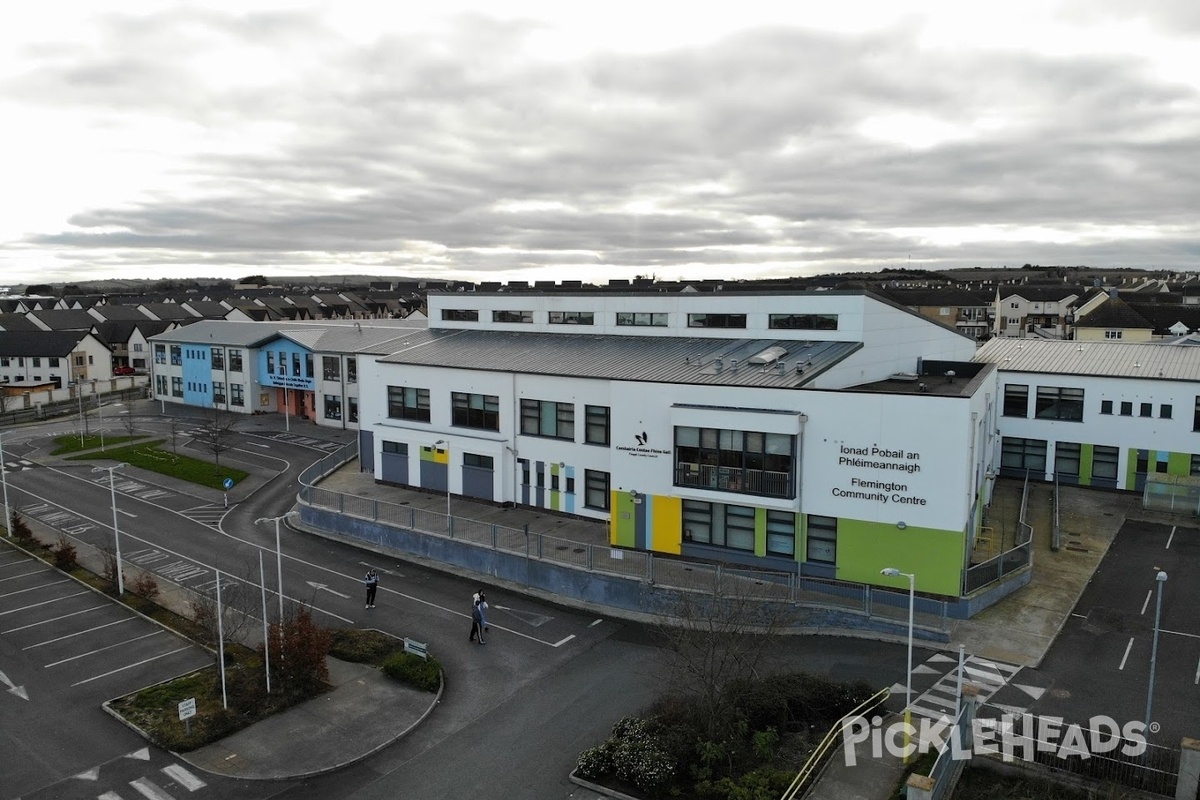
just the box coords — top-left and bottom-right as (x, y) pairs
(178, 697), (196, 720)
(222, 477), (234, 490)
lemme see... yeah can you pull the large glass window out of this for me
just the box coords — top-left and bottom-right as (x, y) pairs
(169, 345), (182, 365)
(442, 309), (479, 322)
(387, 386), (431, 422)
(211, 348), (224, 370)
(324, 395), (342, 420)
(212, 381), (226, 405)
(549, 311), (594, 325)
(231, 383), (244, 406)
(674, 426), (794, 498)
(1035, 386), (1084, 421)
(584, 405), (610, 445)
(1054, 441), (1081, 480)
(323, 356), (340, 381)
(769, 313), (838, 330)
(463, 453), (494, 469)
(229, 349), (243, 372)
(681, 501), (754, 552)
(1000, 437), (1047, 474)
(171, 377), (183, 397)
(154, 344), (166, 364)
(452, 392), (500, 430)
(520, 399), (574, 439)
(616, 312), (667, 327)
(348, 397), (358, 423)
(1002, 385), (1028, 417)
(806, 515), (837, 563)
(584, 470), (610, 510)
(766, 511), (797, 557)
(1092, 445), (1120, 481)
(687, 313), (746, 329)
(493, 310), (533, 323)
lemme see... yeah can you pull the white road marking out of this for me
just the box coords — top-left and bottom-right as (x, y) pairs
(7, 605), (109, 636)
(71, 646), (194, 687)
(21, 615), (133, 647)
(1141, 589), (1153, 615)
(99, 791), (123, 800)
(73, 767), (100, 780)
(1119, 637), (1135, 670)
(119, 508), (138, 518)
(0, 578), (72, 599)
(44, 631), (164, 668)
(0, 590), (91, 616)
(553, 635), (576, 647)
(130, 777), (176, 800)
(589, 619), (603, 628)
(244, 442), (270, 449)
(161, 763), (206, 791)
(1166, 526), (1176, 549)
(1161, 629), (1200, 639)
(0, 567), (53, 583)
(126, 747), (151, 760)
(1195, 656), (1200, 686)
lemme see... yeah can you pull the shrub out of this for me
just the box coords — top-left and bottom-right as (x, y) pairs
(9, 512), (34, 541)
(381, 651), (441, 692)
(132, 572), (160, 602)
(329, 628), (404, 664)
(609, 717), (676, 796)
(576, 742), (616, 779)
(52, 537), (78, 570)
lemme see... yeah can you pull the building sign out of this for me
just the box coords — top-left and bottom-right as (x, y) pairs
(832, 443), (928, 506)
(261, 373), (313, 390)
(615, 430), (671, 459)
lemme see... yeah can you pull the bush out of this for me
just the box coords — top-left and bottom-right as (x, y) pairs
(581, 716), (677, 797)
(329, 628), (404, 664)
(381, 651), (441, 692)
(9, 512), (34, 541)
(576, 742), (616, 779)
(132, 572), (160, 602)
(53, 537), (78, 570)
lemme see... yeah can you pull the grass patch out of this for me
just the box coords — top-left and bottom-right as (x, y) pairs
(51, 434), (147, 455)
(66, 439), (248, 490)
(330, 628), (442, 693)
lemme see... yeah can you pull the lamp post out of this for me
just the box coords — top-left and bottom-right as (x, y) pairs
(92, 463), (129, 595)
(882, 567), (916, 763)
(1145, 569), (1168, 731)
(434, 439), (449, 531)
(255, 512), (296, 627)
(0, 430), (11, 537)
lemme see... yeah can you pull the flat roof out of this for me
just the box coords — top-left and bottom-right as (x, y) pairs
(975, 337), (1200, 381)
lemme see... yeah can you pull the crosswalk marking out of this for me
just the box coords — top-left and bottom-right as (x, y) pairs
(99, 792), (124, 800)
(130, 777), (175, 800)
(905, 654), (1029, 724)
(161, 764), (206, 791)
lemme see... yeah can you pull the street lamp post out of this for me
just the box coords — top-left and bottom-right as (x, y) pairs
(0, 430), (11, 537)
(881, 567), (916, 763)
(255, 512), (296, 628)
(1145, 570), (1168, 731)
(435, 439), (449, 531)
(92, 463), (129, 595)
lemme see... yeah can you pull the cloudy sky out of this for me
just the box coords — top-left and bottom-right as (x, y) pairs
(3, 1), (1199, 286)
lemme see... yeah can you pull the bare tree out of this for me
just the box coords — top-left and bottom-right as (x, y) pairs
(120, 405), (138, 439)
(189, 562), (261, 650)
(166, 415), (184, 455)
(195, 404), (239, 472)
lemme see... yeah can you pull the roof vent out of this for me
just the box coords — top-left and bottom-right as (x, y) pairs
(749, 345), (789, 365)
(730, 359), (739, 372)
(918, 382), (928, 393)
(714, 357), (723, 371)
(795, 363), (804, 374)
(777, 361), (786, 374)
(945, 370), (956, 383)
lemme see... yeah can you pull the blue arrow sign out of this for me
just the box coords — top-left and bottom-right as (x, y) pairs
(222, 477), (234, 490)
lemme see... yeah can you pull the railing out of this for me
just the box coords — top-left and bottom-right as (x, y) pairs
(1051, 471), (1061, 552)
(926, 701), (973, 800)
(780, 687), (890, 800)
(1143, 474), (1200, 516)
(963, 470), (1034, 594)
(297, 439), (359, 486)
(297, 484), (952, 633)
(674, 463), (792, 498)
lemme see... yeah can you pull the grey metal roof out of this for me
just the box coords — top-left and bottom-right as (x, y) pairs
(278, 329), (325, 349)
(376, 329), (858, 387)
(975, 338), (1200, 381)
(150, 320), (285, 347)
(304, 326), (424, 354)
(0, 330), (102, 357)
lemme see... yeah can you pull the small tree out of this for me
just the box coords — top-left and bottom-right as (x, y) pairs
(120, 406), (138, 439)
(52, 536), (78, 571)
(189, 569), (257, 649)
(195, 405), (239, 473)
(262, 604), (331, 702)
(166, 415), (184, 455)
(10, 512), (34, 542)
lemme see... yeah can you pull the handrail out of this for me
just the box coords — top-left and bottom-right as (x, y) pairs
(779, 686), (891, 800)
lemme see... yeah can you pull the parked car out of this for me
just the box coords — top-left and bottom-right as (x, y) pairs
(113, 366), (136, 375)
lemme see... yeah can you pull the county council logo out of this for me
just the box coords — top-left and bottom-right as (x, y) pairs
(634, 431), (649, 446)
(841, 713), (1149, 766)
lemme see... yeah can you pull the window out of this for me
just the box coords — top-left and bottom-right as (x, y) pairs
(520, 399), (574, 439)
(766, 510), (796, 557)
(231, 383), (244, 406)
(133, 343), (144, 353)
(1121, 401), (1133, 416)
(463, 453), (494, 469)
(171, 377), (183, 397)
(32, 357), (40, 367)
(1195, 397), (1200, 431)
(806, 515), (837, 563)
(48, 357), (59, 367)
(291, 353), (301, 377)
(1104, 330), (1123, 340)
(452, 392), (500, 430)
(74, 355), (85, 366)
(549, 311), (594, 325)
(1054, 441), (1081, 479)
(229, 349), (243, 372)
(0, 358), (7, 367)
(585, 405), (610, 445)
(1035, 386), (1084, 421)
(688, 313), (747, 329)
(1001, 437), (1047, 474)
(1002, 385), (1028, 417)
(683, 501), (753, 551)
(267, 352), (275, 373)
(211, 348), (224, 369)
(441, 309), (479, 321)
(348, 397), (358, 423)
(323, 356), (340, 381)
(156, 375), (167, 395)
(1161, 404), (1172, 419)
(493, 310), (533, 323)
(584, 470), (610, 510)
(1100, 400), (1113, 415)
(382, 440), (407, 454)
(170, 345), (181, 365)
(213, 381), (226, 404)
(675, 426), (794, 498)
(1191, 455), (1200, 478)
(683, 500), (712, 545)
(305, 353), (314, 378)
(1140, 403), (1153, 418)
(616, 312), (667, 327)
(324, 395), (342, 420)
(1091, 445), (1119, 481)
(346, 359), (357, 384)
(387, 386), (431, 421)
(724, 505), (756, 551)
(768, 313), (839, 330)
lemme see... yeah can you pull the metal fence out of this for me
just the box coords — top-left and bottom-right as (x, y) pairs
(1051, 471), (1062, 552)
(927, 700), (974, 800)
(1143, 473), (1200, 516)
(963, 470), (1034, 594)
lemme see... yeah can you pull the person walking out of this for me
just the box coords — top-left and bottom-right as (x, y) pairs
(364, 569), (379, 608)
(476, 590), (490, 635)
(469, 599), (486, 644)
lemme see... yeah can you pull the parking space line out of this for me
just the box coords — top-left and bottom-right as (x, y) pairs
(0, 578), (72, 599)
(1166, 526), (1176, 549)
(0, 567), (53, 584)
(21, 615), (133, 646)
(71, 646), (194, 687)
(1161, 629), (1200, 639)
(1141, 589), (1152, 615)
(45, 631), (164, 668)
(0, 590), (92, 616)
(1195, 656), (1200, 686)
(0, 557), (31, 569)
(1119, 637), (1134, 670)
(6, 605), (108, 636)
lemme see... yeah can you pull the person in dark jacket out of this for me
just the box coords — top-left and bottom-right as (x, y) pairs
(364, 569), (379, 608)
(469, 599), (486, 644)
